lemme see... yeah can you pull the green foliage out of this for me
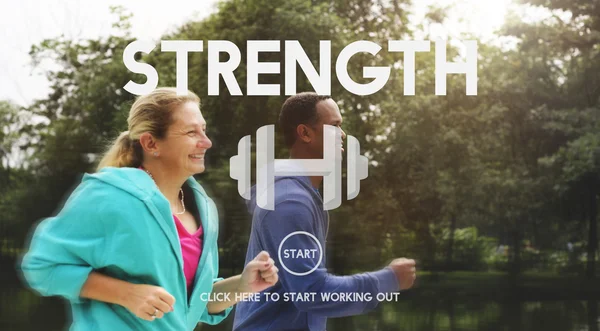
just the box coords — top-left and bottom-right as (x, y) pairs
(1, 0), (599, 279)
(431, 226), (498, 271)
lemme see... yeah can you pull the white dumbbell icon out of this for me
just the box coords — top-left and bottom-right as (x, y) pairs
(230, 125), (368, 210)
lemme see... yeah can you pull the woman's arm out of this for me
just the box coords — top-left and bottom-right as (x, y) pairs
(206, 275), (243, 314)
(81, 271), (176, 321)
(206, 251), (279, 314)
(80, 271), (131, 306)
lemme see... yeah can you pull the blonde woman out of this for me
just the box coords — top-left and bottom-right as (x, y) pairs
(19, 88), (278, 330)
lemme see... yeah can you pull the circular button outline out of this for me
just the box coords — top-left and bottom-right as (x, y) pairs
(277, 231), (323, 276)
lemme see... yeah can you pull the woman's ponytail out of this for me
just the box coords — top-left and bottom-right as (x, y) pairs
(96, 131), (141, 171)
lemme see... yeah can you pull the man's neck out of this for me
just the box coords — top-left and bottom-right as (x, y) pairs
(289, 149), (322, 189)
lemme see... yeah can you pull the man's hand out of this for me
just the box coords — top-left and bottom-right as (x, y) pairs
(238, 251), (279, 293)
(388, 258), (416, 290)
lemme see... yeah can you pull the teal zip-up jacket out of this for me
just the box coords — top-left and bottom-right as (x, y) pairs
(19, 166), (232, 330)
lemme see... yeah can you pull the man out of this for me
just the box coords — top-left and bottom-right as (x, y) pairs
(233, 92), (416, 331)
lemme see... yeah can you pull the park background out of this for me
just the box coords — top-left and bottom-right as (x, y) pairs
(1, 0), (599, 330)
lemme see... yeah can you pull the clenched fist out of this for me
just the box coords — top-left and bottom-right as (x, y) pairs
(388, 258), (416, 290)
(122, 284), (175, 321)
(238, 251), (279, 293)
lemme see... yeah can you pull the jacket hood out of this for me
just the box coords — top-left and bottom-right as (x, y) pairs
(83, 166), (208, 200)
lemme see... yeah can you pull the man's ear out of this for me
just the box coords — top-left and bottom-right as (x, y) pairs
(296, 124), (313, 143)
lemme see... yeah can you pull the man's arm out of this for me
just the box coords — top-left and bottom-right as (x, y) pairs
(258, 200), (413, 318)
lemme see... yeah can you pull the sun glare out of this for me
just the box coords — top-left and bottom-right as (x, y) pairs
(415, 0), (515, 40)
(461, 0), (513, 36)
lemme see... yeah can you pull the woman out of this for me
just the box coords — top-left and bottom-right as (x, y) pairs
(20, 88), (279, 330)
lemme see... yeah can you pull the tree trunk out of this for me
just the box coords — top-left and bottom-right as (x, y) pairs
(446, 213), (457, 270)
(511, 228), (521, 277)
(447, 298), (456, 331)
(587, 180), (598, 279)
(588, 300), (599, 331)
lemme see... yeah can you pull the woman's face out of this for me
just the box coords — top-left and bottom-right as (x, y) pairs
(158, 101), (212, 177)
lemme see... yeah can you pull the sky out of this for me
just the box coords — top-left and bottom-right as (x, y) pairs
(0, 0), (218, 106)
(0, 0), (522, 107)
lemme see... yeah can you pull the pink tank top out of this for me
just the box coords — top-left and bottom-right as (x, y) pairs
(138, 167), (203, 294)
(173, 214), (203, 295)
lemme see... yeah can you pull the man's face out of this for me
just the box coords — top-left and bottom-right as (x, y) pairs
(307, 99), (346, 159)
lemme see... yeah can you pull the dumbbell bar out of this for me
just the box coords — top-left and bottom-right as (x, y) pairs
(230, 125), (368, 210)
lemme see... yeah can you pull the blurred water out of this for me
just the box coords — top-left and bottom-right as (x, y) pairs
(2, 280), (598, 331)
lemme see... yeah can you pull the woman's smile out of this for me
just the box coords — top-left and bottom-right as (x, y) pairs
(189, 154), (205, 162)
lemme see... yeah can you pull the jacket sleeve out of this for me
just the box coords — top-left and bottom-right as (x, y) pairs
(198, 278), (233, 325)
(258, 200), (400, 318)
(198, 197), (232, 325)
(19, 184), (109, 303)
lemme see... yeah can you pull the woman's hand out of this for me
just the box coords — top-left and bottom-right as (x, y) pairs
(80, 272), (175, 321)
(121, 284), (176, 321)
(238, 251), (279, 294)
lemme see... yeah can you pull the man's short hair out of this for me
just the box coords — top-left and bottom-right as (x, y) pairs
(279, 92), (331, 147)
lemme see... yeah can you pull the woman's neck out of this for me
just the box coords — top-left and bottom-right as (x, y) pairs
(141, 163), (187, 212)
